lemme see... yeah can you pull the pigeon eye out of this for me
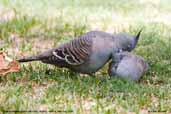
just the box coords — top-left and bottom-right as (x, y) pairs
(127, 45), (131, 49)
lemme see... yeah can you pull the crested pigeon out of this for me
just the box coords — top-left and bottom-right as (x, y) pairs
(108, 52), (149, 81)
(18, 30), (142, 75)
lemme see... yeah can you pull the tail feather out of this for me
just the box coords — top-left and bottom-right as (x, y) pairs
(17, 56), (40, 62)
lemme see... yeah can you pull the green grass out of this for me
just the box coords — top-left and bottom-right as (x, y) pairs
(0, 0), (171, 113)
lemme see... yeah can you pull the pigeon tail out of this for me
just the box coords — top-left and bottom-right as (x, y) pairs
(17, 56), (41, 62)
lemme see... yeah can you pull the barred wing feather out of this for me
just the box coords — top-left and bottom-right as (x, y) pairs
(53, 35), (93, 65)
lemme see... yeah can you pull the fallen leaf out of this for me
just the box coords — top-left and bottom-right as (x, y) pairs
(0, 52), (20, 75)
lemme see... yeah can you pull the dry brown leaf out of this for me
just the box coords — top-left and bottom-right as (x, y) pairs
(0, 52), (20, 75)
(0, 52), (8, 68)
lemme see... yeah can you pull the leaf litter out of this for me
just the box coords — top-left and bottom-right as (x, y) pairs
(0, 52), (20, 75)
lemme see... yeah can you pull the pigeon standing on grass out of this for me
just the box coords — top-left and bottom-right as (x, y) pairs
(18, 30), (142, 75)
(108, 52), (149, 81)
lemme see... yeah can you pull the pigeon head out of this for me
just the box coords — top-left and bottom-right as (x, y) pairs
(115, 30), (142, 52)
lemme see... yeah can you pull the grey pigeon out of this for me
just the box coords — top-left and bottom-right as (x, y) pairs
(108, 52), (149, 81)
(18, 30), (142, 75)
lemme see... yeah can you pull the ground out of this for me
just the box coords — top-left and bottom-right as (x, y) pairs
(0, 0), (171, 114)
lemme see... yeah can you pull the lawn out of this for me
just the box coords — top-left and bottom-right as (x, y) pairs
(0, 0), (171, 113)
